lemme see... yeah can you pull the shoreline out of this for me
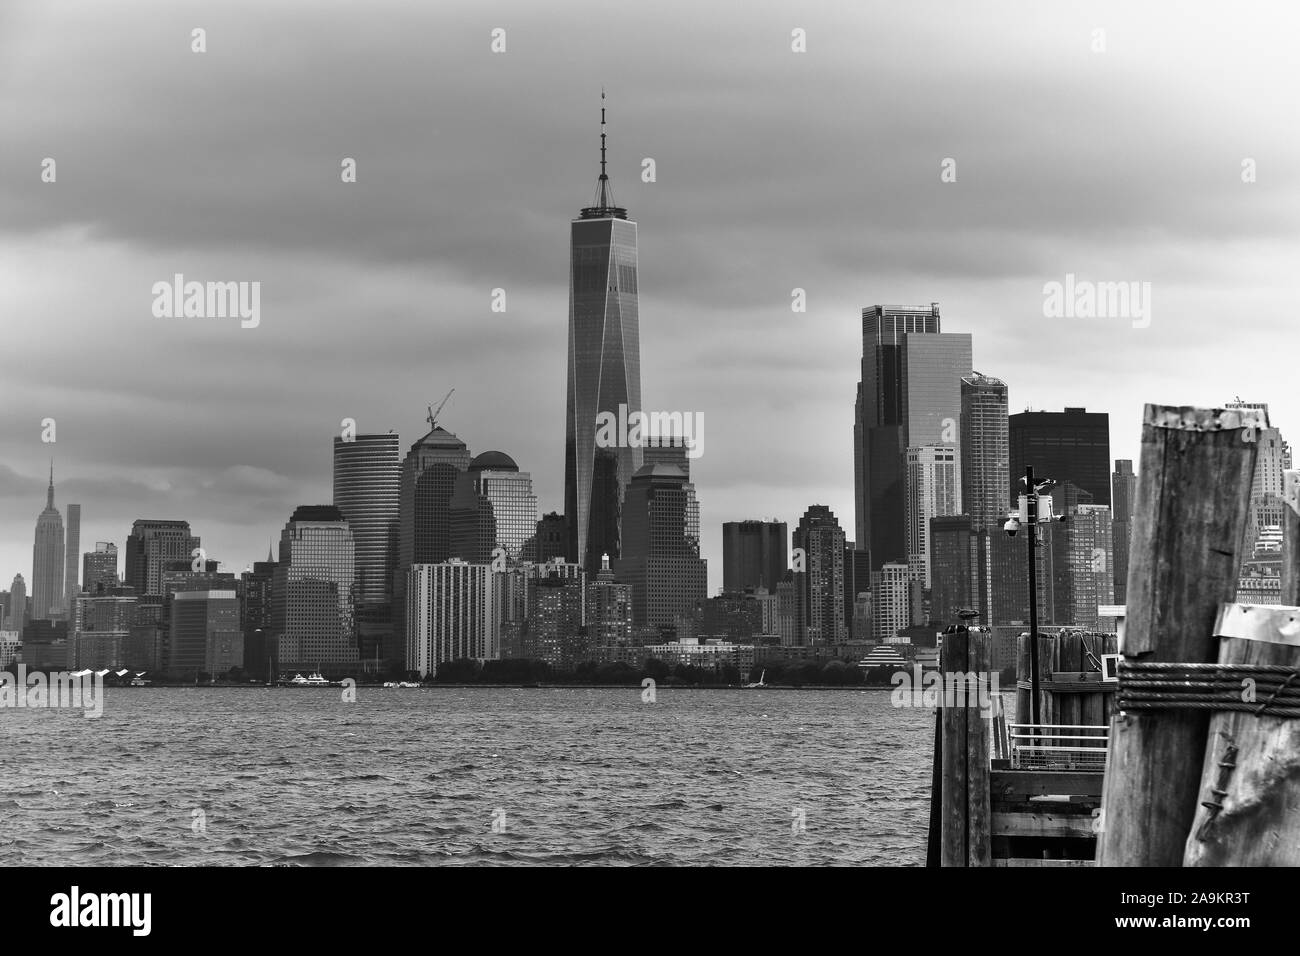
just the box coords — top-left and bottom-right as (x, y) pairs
(88, 682), (897, 692)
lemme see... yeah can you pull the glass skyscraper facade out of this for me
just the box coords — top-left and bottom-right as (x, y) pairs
(612, 463), (706, 631)
(394, 424), (472, 668)
(449, 451), (538, 563)
(333, 433), (400, 668)
(855, 302), (972, 578)
(1008, 407), (1111, 507)
(565, 108), (642, 575)
(722, 520), (788, 594)
(272, 505), (357, 674)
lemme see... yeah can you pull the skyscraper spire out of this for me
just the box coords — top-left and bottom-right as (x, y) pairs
(582, 89), (626, 219)
(598, 88), (609, 207)
(47, 460), (55, 510)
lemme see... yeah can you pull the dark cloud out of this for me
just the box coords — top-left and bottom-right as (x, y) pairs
(1, 0), (1297, 586)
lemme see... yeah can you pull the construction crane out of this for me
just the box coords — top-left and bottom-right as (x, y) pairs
(427, 388), (455, 430)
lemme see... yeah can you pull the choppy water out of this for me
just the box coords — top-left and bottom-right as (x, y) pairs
(1, 687), (931, 866)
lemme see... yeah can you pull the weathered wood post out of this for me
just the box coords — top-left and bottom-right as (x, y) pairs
(939, 626), (992, 866)
(1096, 404), (1261, 866)
(940, 627), (969, 866)
(1184, 604), (1300, 865)
(967, 628), (992, 866)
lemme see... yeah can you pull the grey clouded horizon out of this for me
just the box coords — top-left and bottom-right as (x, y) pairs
(2, 0), (1298, 592)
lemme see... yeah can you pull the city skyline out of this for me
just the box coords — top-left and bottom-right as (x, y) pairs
(3, 2), (1299, 597)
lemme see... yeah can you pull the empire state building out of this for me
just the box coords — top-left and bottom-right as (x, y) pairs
(31, 463), (65, 620)
(564, 95), (643, 573)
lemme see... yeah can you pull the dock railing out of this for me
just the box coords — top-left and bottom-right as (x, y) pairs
(1008, 723), (1109, 771)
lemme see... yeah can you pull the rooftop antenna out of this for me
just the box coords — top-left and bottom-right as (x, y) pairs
(581, 90), (626, 219)
(598, 88), (609, 208)
(428, 388), (455, 430)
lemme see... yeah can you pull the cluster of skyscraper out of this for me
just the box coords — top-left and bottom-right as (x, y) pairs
(0, 105), (714, 680)
(3, 112), (1292, 680)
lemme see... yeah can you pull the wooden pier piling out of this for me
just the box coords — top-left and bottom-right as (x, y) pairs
(939, 626), (992, 866)
(1096, 404), (1262, 867)
(1183, 603), (1300, 865)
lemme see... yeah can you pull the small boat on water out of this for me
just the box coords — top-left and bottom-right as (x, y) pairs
(286, 672), (332, 687)
(742, 670), (768, 689)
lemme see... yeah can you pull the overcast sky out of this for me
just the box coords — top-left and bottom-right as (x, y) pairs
(2, 0), (1298, 595)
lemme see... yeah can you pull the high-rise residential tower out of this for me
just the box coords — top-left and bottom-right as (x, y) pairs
(565, 96), (643, 574)
(64, 503), (81, 615)
(333, 433), (400, 669)
(1009, 407), (1110, 507)
(906, 445), (962, 588)
(792, 505), (848, 645)
(406, 559), (496, 677)
(31, 464), (65, 620)
(960, 373), (1010, 532)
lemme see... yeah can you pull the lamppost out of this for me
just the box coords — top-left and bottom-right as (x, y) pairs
(1004, 465), (1064, 730)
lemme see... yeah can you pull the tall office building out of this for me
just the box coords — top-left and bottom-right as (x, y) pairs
(5, 574), (26, 633)
(792, 505), (847, 645)
(960, 373), (1010, 532)
(63, 503), (80, 615)
(533, 512), (568, 563)
(612, 463), (706, 631)
(1224, 400), (1290, 537)
(1009, 407), (1110, 507)
(240, 551), (276, 680)
(450, 451), (539, 563)
(125, 520), (200, 597)
(643, 443), (700, 555)
(272, 505), (358, 674)
(1111, 460), (1137, 604)
(855, 303), (971, 571)
(843, 545), (872, 640)
(722, 520), (788, 594)
(31, 465), (65, 620)
(929, 516), (976, 627)
(565, 98), (643, 574)
(333, 433), (400, 668)
(406, 559), (496, 676)
(1042, 504), (1115, 631)
(83, 542), (119, 594)
(394, 418), (472, 667)
(169, 590), (241, 676)
(71, 591), (137, 671)
(906, 445), (962, 588)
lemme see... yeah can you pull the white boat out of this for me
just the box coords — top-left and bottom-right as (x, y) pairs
(743, 669), (768, 689)
(289, 672), (332, 687)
